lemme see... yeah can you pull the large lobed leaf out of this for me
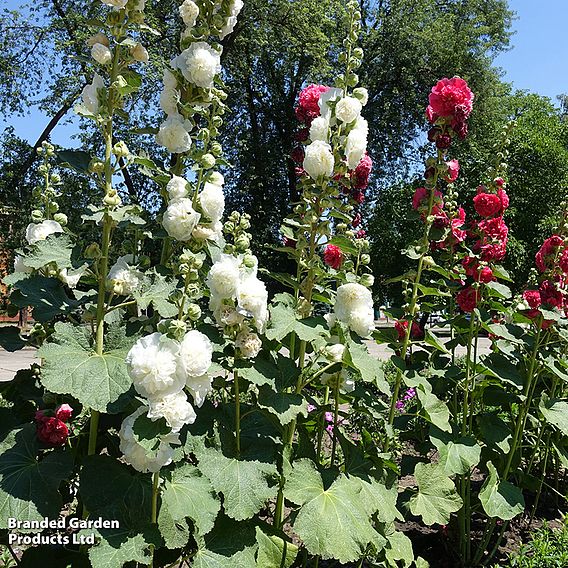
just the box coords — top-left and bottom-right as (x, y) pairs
(479, 461), (524, 520)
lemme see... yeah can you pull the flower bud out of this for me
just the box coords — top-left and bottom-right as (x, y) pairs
(131, 43), (149, 63)
(242, 254), (256, 269)
(359, 274), (374, 287)
(112, 141), (130, 157)
(50, 172), (61, 184)
(352, 87), (368, 106)
(86, 33), (110, 48)
(187, 268), (199, 281)
(201, 153), (216, 168)
(31, 210), (43, 222)
(235, 234), (250, 251)
(89, 159), (105, 173)
(224, 221), (235, 233)
(38, 164), (48, 175)
(84, 243), (101, 259)
(360, 253), (370, 265)
(107, 10), (124, 26)
(353, 47), (364, 59)
(53, 213), (68, 226)
(168, 319), (187, 340)
(178, 262), (190, 274)
(103, 190), (122, 207)
(210, 141), (223, 156)
(91, 43), (112, 65)
(187, 303), (202, 321)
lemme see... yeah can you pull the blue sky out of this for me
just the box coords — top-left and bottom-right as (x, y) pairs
(2, 0), (567, 147)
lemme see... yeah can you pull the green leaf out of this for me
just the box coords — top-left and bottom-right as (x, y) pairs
(115, 70), (142, 95)
(416, 388), (451, 432)
(56, 149), (92, 173)
(157, 502), (190, 549)
(408, 463), (462, 525)
(161, 463), (221, 535)
(355, 477), (402, 523)
(423, 329), (450, 354)
(266, 302), (326, 343)
(132, 412), (170, 455)
(10, 276), (80, 321)
(38, 322), (133, 413)
(385, 530), (415, 568)
(479, 462), (524, 520)
(80, 455), (152, 530)
(430, 431), (481, 476)
(133, 272), (178, 317)
(539, 396), (568, 435)
(257, 386), (308, 426)
(255, 526), (298, 568)
(197, 447), (278, 521)
(24, 233), (77, 269)
(0, 425), (73, 528)
(328, 235), (359, 255)
(485, 281), (512, 299)
(346, 339), (390, 395)
(284, 459), (380, 563)
(88, 528), (159, 568)
(0, 326), (26, 352)
(552, 440), (568, 469)
(477, 413), (512, 454)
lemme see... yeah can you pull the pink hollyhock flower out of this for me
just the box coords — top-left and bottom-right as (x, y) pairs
(456, 286), (480, 313)
(37, 417), (69, 447)
(351, 153), (373, 189)
(535, 235), (564, 273)
(442, 159), (460, 183)
(412, 187), (444, 215)
(449, 208), (467, 243)
(473, 192), (502, 218)
(479, 267), (495, 284)
(295, 84), (329, 124)
(539, 280), (564, 308)
(523, 289), (542, 309)
(55, 404), (73, 422)
(494, 177), (505, 187)
(428, 77), (474, 121)
(355, 229), (366, 239)
(395, 400), (405, 411)
(323, 244), (343, 269)
(478, 217), (508, 241)
(352, 212), (362, 228)
(325, 411), (333, 422)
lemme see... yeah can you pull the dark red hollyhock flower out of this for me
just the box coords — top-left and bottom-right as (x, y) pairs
(535, 235), (564, 273)
(479, 267), (495, 283)
(355, 229), (366, 239)
(433, 210), (450, 230)
(323, 244), (343, 269)
(352, 212), (362, 228)
(36, 416), (69, 447)
(523, 289), (542, 309)
(351, 153), (373, 189)
(473, 192), (502, 218)
(427, 126), (442, 142)
(559, 249), (568, 273)
(435, 133), (452, 149)
(295, 167), (306, 177)
(295, 84), (329, 125)
(55, 404), (73, 422)
(451, 118), (468, 139)
(290, 146), (305, 164)
(539, 280), (564, 308)
(456, 286), (480, 313)
(294, 128), (309, 142)
(394, 320), (424, 340)
(462, 256), (479, 278)
(283, 236), (297, 248)
(352, 190), (365, 204)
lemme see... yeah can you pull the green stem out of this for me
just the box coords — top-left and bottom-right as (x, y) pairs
(234, 369), (241, 458)
(149, 471), (160, 568)
(317, 386), (330, 463)
(330, 379), (340, 466)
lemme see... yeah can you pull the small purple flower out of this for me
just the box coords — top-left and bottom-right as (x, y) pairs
(403, 388), (416, 401)
(307, 404), (316, 413)
(395, 400), (405, 412)
(326, 424), (334, 434)
(325, 411), (333, 422)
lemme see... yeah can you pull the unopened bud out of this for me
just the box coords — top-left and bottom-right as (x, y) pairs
(103, 190), (121, 207)
(31, 210), (43, 222)
(360, 253), (370, 265)
(89, 159), (105, 173)
(242, 254), (256, 269)
(201, 153), (216, 168)
(235, 235), (250, 251)
(84, 243), (101, 259)
(359, 274), (374, 287)
(187, 303), (201, 321)
(112, 141), (130, 157)
(53, 213), (68, 226)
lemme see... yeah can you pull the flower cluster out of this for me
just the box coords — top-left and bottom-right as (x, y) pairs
(521, 233), (568, 325)
(334, 283), (375, 337)
(395, 388), (416, 412)
(35, 404), (73, 447)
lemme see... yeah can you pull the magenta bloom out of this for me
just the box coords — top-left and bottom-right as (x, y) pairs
(295, 84), (329, 125)
(427, 77), (474, 122)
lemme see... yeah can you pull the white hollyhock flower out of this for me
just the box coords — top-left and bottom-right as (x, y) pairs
(207, 254), (241, 300)
(208, 171), (224, 186)
(156, 116), (192, 153)
(345, 117), (368, 169)
(162, 198), (201, 241)
(179, 0), (199, 27)
(160, 87), (180, 116)
(173, 42), (221, 89)
(303, 140), (334, 180)
(86, 32), (109, 48)
(353, 87), (369, 106)
(25, 220), (63, 245)
(219, 0), (243, 39)
(147, 391), (196, 432)
(235, 329), (262, 359)
(126, 333), (185, 398)
(199, 181), (225, 223)
(107, 255), (143, 295)
(101, 0), (128, 7)
(214, 303), (245, 327)
(192, 222), (222, 243)
(309, 116), (329, 142)
(319, 87), (342, 121)
(335, 96), (362, 124)
(13, 255), (32, 273)
(81, 73), (104, 115)
(166, 175), (189, 199)
(131, 43), (149, 63)
(334, 283), (375, 337)
(91, 43), (112, 65)
(59, 269), (82, 289)
(163, 68), (177, 88)
(177, 330), (213, 378)
(119, 407), (177, 473)
(185, 374), (213, 407)
(324, 342), (345, 363)
(237, 275), (269, 332)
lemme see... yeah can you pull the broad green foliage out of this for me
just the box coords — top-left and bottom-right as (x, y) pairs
(87, 528), (159, 568)
(430, 431), (481, 476)
(479, 462), (525, 520)
(255, 527), (298, 568)
(409, 463), (463, 526)
(0, 424), (73, 528)
(539, 396), (568, 436)
(38, 322), (133, 413)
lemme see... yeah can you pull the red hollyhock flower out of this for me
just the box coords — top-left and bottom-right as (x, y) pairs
(355, 229), (366, 239)
(352, 212), (362, 228)
(523, 289), (542, 309)
(55, 404), (73, 422)
(295, 84), (329, 125)
(352, 190), (365, 204)
(478, 217), (508, 241)
(394, 320), (424, 340)
(497, 189), (509, 212)
(448, 208), (467, 244)
(36, 416), (69, 447)
(479, 241), (507, 262)
(290, 146), (305, 164)
(535, 235), (564, 272)
(559, 249), (568, 273)
(456, 286), (480, 313)
(428, 77), (474, 121)
(351, 153), (373, 189)
(462, 256), (479, 278)
(539, 280), (564, 308)
(473, 192), (501, 218)
(442, 159), (460, 183)
(323, 244), (343, 269)
(479, 267), (495, 283)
